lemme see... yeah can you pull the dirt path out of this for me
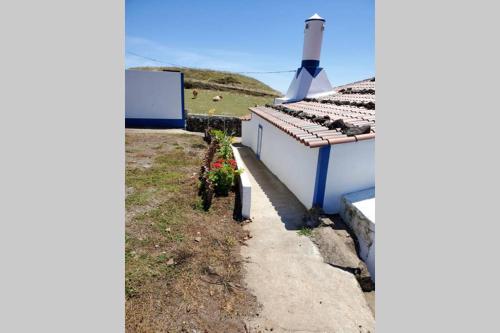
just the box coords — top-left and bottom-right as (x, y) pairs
(236, 146), (375, 333)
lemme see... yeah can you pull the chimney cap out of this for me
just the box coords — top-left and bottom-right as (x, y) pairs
(305, 13), (325, 22)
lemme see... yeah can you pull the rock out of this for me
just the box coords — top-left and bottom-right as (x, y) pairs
(194, 236), (201, 242)
(166, 258), (175, 266)
(319, 216), (333, 226)
(302, 207), (324, 228)
(312, 220), (374, 291)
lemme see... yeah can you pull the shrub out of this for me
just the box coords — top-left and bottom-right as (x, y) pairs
(208, 158), (241, 196)
(210, 130), (234, 160)
(210, 129), (226, 143)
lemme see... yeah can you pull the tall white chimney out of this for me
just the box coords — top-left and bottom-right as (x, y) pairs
(302, 13), (325, 66)
(275, 13), (333, 104)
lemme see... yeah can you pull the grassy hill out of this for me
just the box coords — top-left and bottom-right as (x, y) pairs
(129, 67), (280, 116)
(131, 66), (280, 96)
(185, 88), (272, 117)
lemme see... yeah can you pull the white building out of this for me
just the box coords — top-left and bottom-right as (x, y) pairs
(241, 14), (375, 214)
(125, 69), (186, 128)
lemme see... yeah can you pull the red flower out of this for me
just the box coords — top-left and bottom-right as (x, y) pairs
(228, 159), (237, 168)
(211, 162), (223, 169)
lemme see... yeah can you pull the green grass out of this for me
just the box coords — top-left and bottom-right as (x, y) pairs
(128, 66), (280, 117)
(126, 133), (258, 330)
(185, 88), (273, 117)
(130, 66), (280, 95)
(297, 227), (313, 237)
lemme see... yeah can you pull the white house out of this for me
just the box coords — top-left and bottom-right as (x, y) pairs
(241, 14), (375, 214)
(125, 69), (186, 128)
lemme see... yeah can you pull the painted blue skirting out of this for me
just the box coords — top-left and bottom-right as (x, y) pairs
(125, 118), (185, 129)
(313, 145), (331, 207)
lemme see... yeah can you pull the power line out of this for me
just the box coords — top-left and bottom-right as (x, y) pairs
(126, 51), (182, 67)
(126, 51), (296, 74)
(235, 70), (296, 74)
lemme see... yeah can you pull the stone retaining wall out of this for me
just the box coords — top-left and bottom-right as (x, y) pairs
(186, 114), (242, 137)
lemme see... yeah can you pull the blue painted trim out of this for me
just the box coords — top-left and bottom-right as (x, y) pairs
(295, 67), (302, 78)
(305, 18), (325, 22)
(125, 118), (185, 129)
(256, 124), (263, 159)
(296, 66), (323, 78)
(307, 67), (323, 78)
(313, 145), (331, 207)
(180, 72), (186, 127)
(301, 60), (320, 68)
(297, 60), (323, 78)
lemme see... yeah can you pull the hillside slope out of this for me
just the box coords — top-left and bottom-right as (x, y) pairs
(130, 66), (280, 97)
(128, 66), (280, 116)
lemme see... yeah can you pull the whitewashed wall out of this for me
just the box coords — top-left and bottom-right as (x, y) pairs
(241, 119), (258, 151)
(242, 114), (318, 208)
(323, 139), (375, 214)
(231, 145), (252, 218)
(125, 70), (184, 127)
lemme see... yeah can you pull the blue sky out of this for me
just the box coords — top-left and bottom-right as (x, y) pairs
(126, 0), (374, 93)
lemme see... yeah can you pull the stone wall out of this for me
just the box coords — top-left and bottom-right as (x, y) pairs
(339, 188), (375, 283)
(186, 114), (242, 137)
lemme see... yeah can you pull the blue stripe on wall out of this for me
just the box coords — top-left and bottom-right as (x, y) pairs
(125, 118), (185, 129)
(180, 72), (186, 124)
(313, 145), (331, 207)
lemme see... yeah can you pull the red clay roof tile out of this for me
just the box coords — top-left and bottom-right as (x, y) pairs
(248, 78), (375, 147)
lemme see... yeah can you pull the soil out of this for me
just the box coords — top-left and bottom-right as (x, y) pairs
(125, 130), (258, 332)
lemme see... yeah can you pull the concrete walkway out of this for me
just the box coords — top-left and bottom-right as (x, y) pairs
(236, 145), (375, 333)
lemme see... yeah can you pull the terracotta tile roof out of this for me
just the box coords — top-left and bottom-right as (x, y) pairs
(248, 77), (376, 147)
(333, 77), (375, 92)
(318, 93), (375, 105)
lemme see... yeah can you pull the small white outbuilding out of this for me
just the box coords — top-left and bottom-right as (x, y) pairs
(125, 69), (186, 128)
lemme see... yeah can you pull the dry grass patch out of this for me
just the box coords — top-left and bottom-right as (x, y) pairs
(126, 131), (258, 332)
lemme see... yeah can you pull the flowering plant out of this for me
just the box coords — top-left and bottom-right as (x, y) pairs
(208, 158), (241, 196)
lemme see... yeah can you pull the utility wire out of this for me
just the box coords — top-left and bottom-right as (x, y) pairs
(126, 51), (182, 67)
(126, 51), (296, 74)
(235, 70), (296, 74)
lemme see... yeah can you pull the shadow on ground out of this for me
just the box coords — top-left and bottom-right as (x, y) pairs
(234, 143), (307, 231)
